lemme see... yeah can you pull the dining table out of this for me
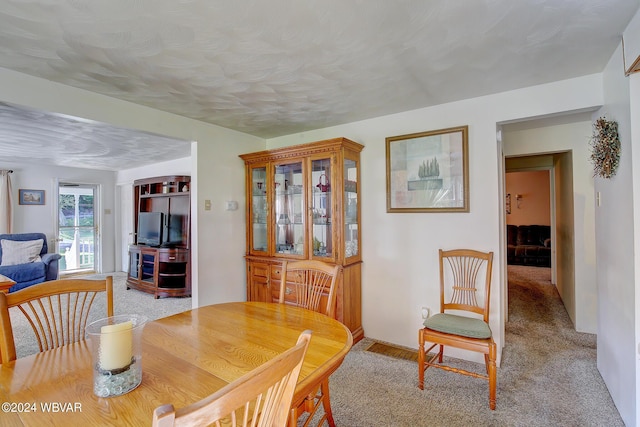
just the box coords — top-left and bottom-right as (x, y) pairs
(0, 301), (353, 426)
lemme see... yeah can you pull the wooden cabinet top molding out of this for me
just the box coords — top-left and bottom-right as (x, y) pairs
(239, 137), (363, 163)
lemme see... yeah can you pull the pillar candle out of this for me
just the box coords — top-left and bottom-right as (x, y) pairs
(99, 320), (133, 371)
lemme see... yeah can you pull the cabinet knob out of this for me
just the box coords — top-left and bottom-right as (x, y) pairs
(285, 287), (293, 295)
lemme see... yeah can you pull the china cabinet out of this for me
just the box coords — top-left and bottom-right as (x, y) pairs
(240, 138), (363, 342)
(126, 175), (191, 298)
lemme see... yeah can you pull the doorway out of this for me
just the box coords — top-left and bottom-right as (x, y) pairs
(503, 150), (578, 328)
(57, 183), (99, 275)
(505, 158), (555, 276)
(500, 112), (598, 340)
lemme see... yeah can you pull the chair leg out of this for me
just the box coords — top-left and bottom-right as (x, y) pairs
(297, 379), (335, 427)
(320, 379), (335, 427)
(418, 330), (425, 389)
(288, 407), (297, 427)
(488, 341), (497, 410)
(438, 344), (444, 363)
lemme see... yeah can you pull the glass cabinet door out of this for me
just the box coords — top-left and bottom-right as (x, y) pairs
(344, 157), (359, 259)
(274, 161), (304, 256)
(250, 166), (268, 253)
(311, 157), (333, 259)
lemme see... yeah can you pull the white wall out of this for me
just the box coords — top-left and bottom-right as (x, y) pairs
(0, 67), (265, 310)
(117, 157), (192, 186)
(502, 116), (597, 333)
(267, 75), (603, 363)
(624, 11), (640, 73)
(195, 135), (257, 306)
(632, 71), (640, 427)
(0, 160), (117, 272)
(594, 14), (639, 426)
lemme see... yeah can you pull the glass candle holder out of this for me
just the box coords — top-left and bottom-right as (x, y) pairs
(85, 314), (147, 397)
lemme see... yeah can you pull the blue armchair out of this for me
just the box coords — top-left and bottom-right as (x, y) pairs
(0, 233), (61, 292)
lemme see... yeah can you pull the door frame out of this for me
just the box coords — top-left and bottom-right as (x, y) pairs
(55, 181), (101, 275)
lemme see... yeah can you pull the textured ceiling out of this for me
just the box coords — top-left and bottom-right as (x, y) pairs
(0, 102), (191, 171)
(0, 0), (638, 170)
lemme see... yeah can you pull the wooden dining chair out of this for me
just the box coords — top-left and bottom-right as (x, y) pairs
(152, 329), (312, 427)
(0, 276), (113, 364)
(418, 249), (497, 409)
(279, 260), (340, 427)
(279, 260), (340, 318)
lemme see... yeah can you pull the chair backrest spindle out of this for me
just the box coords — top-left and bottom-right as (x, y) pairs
(0, 276), (113, 364)
(279, 260), (340, 319)
(440, 249), (493, 321)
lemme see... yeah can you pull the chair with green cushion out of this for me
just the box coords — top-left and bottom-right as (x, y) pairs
(418, 248), (496, 410)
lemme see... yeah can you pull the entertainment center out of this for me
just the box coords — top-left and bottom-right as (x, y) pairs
(126, 175), (191, 298)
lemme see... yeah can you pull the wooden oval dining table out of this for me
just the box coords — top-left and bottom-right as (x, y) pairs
(0, 301), (353, 426)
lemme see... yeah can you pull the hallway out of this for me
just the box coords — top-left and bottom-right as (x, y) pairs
(504, 265), (622, 425)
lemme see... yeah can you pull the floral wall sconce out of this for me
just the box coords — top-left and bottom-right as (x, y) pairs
(515, 194), (523, 209)
(506, 193), (524, 214)
(590, 117), (621, 179)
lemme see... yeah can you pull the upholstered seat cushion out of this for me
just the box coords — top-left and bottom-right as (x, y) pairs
(0, 262), (46, 285)
(423, 313), (492, 339)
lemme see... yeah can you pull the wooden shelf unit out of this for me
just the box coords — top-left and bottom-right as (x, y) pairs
(126, 175), (191, 298)
(240, 138), (364, 342)
(127, 246), (190, 298)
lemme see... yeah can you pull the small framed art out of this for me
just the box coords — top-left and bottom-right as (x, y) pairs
(19, 189), (45, 205)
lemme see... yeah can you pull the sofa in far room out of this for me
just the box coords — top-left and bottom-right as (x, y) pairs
(0, 233), (61, 292)
(507, 225), (551, 267)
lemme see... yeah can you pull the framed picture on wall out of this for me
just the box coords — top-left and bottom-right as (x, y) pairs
(19, 189), (45, 205)
(386, 125), (469, 212)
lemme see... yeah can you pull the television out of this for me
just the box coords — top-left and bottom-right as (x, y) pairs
(137, 212), (163, 246)
(165, 214), (184, 246)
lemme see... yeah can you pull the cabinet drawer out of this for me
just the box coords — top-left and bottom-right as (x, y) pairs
(158, 250), (189, 263)
(271, 264), (283, 281)
(251, 262), (270, 278)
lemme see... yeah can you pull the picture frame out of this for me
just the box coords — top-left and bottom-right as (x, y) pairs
(506, 193), (512, 214)
(19, 189), (45, 205)
(386, 125), (469, 212)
